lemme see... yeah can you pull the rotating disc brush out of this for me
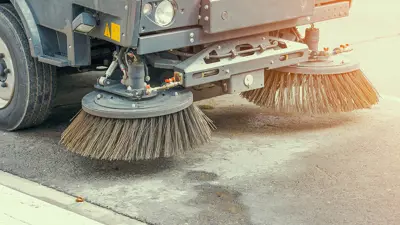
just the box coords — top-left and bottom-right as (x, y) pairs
(61, 88), (215, 161)
(241, 55), (379, 114)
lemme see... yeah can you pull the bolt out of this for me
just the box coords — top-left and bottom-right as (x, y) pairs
(106, 81), (111, 85)
(0, 53), (4, 58)
(132, 103), (136, 108)
(262, 37), (266, 41)
(96, 94), (102, 99)
(190, 38), (195, 43)
(270, 60), (274, 64)
(225, 69), (230, 74)
(204, 5), (209, 10)
(189, 32), (195, 38)
(124, 5), (128, 10)
(307, 16), (311, 21)
(174, 92), (179, 96)
(204, 16), (209, 21)
(217, 46), (221, 50)
(1, 82), (7, 88)
(198, 15), (202, 20)
(221, 11), (228, 20)
(145, 76), (151, 82)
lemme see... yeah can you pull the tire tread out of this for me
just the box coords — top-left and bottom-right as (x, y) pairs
(0, 3), (57, 130)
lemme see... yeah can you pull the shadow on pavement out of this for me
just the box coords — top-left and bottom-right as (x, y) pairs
(203, 105), (360, 136)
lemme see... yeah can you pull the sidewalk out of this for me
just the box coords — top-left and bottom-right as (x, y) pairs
(0, 171), (146, 225)
(0, 184), (104, 225)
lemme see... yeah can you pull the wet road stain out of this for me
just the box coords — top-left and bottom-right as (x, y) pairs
(186, 184), (253, 225)
(184, 171), (219, 182)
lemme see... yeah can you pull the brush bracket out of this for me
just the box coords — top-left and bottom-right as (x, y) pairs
(276, 54), (360, 75)
(81, 88), (193, 119)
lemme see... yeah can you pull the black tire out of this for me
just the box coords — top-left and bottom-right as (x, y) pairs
(0, 4), (57, 131)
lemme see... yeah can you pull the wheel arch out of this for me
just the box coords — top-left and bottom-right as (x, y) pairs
(5, 0), (44, 58)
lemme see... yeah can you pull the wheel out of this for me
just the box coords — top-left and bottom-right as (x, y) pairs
(0, 4), (57, 131)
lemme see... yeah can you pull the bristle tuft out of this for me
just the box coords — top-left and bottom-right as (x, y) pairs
(241, 69), (379, 114)
(60, 105), (215, 161)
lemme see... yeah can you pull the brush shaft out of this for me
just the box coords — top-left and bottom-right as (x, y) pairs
(127, 61), (145, 90)
(305, 27), (320, 52)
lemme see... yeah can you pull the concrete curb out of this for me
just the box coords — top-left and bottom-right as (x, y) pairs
(0, 171), (146, 225)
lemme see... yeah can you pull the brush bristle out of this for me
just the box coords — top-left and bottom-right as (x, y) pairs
(60, 105), (216, 161)
(241, 69), (380, 114)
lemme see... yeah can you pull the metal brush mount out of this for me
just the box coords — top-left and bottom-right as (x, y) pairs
(82, 48), (193, 119)
(277, 24), (359, 75)
(303, 24), (353, 62)
(276, 54), (361, 75)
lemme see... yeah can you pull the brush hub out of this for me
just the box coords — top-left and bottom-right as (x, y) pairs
(82, 88), (193, 119)
(276, 54), (360, 75)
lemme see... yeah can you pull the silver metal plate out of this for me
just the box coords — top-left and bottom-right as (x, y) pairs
(199, 0), (314, 34)
(276, 54), (360, 75)
(228, 69), (264, 94)
(82, 89), (193, 119)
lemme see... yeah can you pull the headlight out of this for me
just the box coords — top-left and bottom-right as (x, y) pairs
(154, 0), (175, 27)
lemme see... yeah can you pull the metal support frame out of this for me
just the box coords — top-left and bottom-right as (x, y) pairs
(174, 34), (310, 87)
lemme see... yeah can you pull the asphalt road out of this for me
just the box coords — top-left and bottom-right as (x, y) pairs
(2, 2), (400, 225)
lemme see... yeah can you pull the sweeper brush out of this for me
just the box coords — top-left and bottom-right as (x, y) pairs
(61, 89), (215, 161)
(241, 25), (379, 114)
(60, 51), (216, 161)
(241, 55), (380, 114)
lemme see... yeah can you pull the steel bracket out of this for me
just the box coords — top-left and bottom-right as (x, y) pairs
(174, 34), (310, 87)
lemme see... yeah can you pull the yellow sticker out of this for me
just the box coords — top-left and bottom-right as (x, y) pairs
(104, 23), (111, 38)
(111, 23), (121, 42)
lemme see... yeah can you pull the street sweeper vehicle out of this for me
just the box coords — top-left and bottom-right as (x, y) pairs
(0, 0), (379, 161)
